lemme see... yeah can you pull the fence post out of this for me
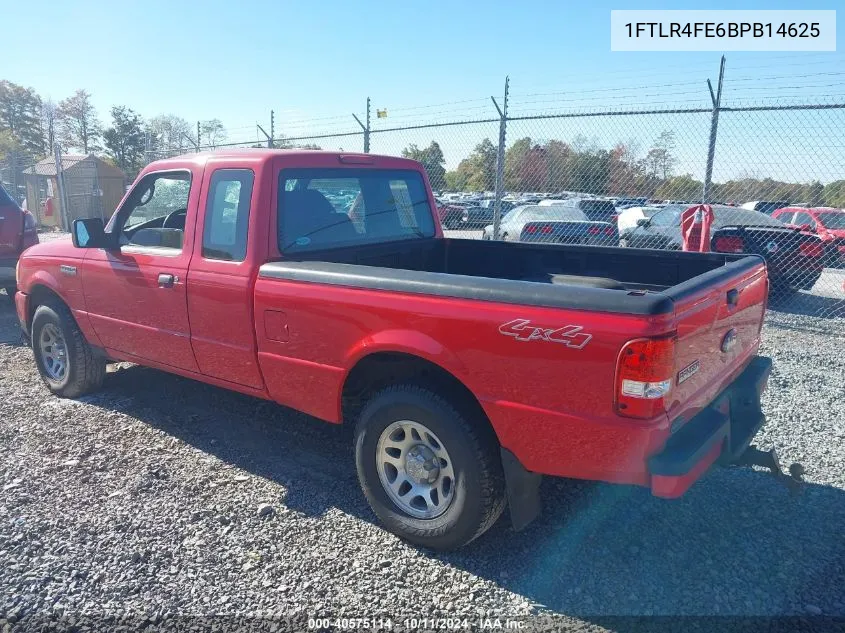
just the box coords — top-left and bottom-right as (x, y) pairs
(702, 56), (726, 203)
(352, 97), (371, 153)
(492, 76), (509, 240)
(53, 143), (70, 231)
(197, 121), (201, 153)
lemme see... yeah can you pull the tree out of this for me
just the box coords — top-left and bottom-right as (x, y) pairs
(802, 180), (825, 207)
(645, 130), (677, 180)
(655, 174), (703, 201)
(503, 137), (531, 191)
(103, 106), (145, 177)
(200, 119), (226, 149)
(544, 140), (572, 192)
(57, 89), (101, 153)
(41, 100), (57, 155)
(401, 141), (446, 190)
(823, 180), (845, 207)
(148, 114), (193, 156)
(0, 80), (43, 159)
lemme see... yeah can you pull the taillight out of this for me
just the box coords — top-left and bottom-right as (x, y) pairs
(799, 241), (823, 258)
(524, 225), (537, 234)
(615, 337), (676, 420)
(587, 226), (601, 235)
(540, 224), (553, 235)
(603, 226), (615, 236)
(714, 236), (744, 253)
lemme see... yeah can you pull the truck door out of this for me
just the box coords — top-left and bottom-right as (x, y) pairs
(186, 166), (264, 389)
(82, 168), (200, 372)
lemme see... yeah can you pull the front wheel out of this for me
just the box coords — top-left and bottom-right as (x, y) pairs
(354, 384), (505, 550)
(31, 301), (105, 398)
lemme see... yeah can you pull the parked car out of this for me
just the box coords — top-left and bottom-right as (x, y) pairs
(482, 205), (616, 245)
(624, 204), (825, 296)
(436, 203), (465, 229)
(614, 197), (648, 210)
(772, 206), (845, 267)
(15, 150), (787, 550)
(617, 205), (665, 242)
(0, 182), (39, 298)
(740, 200), (789, 215)
(557, 197), (618, 224)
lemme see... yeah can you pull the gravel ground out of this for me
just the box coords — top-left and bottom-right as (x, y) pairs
(1, 289), (844, 631)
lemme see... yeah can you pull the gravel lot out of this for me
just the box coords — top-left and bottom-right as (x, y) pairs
(1, 285), (844, 630)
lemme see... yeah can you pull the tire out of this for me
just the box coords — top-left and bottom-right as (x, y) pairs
(354, 384), (505, 550)
(31, 300), (105, 398)
(618, 238), (628, 248)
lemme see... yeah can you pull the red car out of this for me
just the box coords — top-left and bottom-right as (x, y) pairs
(0, 183), (39, 298)
(773, 206), (845, 267)
(14, 150), (794, 549)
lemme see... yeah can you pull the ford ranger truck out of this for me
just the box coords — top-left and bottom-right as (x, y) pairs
(14, 150), (797, 550)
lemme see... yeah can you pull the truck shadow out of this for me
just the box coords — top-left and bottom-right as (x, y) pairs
(82, 363), (844, 618)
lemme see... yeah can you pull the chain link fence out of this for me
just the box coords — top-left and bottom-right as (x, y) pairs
(260, 97), (843, 320)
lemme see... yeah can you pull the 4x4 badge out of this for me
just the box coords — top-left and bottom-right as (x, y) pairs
(499, 318), (592, 349)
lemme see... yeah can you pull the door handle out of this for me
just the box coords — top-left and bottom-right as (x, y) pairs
(158, 273), (176, 288)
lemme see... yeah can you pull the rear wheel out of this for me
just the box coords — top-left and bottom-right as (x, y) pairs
(354, 384), (505, 550)
(31, 301), (105, 398)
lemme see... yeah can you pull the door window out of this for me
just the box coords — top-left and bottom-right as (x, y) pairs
(202, 169), (254, 261)
(117, 172), (192, 251)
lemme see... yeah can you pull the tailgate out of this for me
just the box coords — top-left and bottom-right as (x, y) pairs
(666, 256), (768, 424)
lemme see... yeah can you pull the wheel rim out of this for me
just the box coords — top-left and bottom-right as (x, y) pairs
(376, 420), (456, 519)
(39, 323), (68, 381)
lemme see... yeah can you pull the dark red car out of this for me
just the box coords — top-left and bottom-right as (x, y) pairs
(0, 183), (39, 298)
(772, 206), (845, 267)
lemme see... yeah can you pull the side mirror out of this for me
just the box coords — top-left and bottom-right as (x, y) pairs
(72, 218), (110, 249)
(636, 218), (650, 227)
(800, 223), (813, 232)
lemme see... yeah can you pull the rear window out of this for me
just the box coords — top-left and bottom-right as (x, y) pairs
(0, 183), (17, 207)
(279, 168), (436, 253)
(578, 200), (616, 222)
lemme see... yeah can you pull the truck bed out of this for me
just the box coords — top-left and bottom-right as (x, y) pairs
(260, 237), (761, 315)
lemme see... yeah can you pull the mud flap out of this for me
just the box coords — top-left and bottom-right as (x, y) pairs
(500, 448), (542, 531)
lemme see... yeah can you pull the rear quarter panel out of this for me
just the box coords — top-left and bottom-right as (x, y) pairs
(253, 277), (678, 482)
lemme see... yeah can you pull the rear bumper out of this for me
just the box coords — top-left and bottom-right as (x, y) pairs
(648, 355), (772, 498)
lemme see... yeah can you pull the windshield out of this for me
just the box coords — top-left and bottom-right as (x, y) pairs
(0, 183), (17, 207)
(818, 212), (845, 229)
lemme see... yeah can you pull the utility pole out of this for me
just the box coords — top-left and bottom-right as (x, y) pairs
(53, 142), (71, 232)
(197, 121), (202, 153)
(352, 97), (371, 153)
(491, 76), (509, 241)
(257, 110), (275, 148)
(702, 56), (726, 203)
(270, 110), (275, 148)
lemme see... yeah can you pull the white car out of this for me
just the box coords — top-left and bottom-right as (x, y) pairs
(617, 205), (665, 240)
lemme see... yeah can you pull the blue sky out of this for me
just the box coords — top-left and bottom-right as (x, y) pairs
(3, 0), (843, 179)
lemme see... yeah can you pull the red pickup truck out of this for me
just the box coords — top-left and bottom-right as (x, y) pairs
(14, 150), (796, 549)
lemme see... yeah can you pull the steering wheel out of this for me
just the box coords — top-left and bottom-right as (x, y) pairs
(161, 208), (187, 229)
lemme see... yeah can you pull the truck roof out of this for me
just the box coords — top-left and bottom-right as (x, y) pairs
(153, 149), (417, 169)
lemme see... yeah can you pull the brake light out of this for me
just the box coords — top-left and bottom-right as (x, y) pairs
(587, 226), (601, 235)
(603, 226), (615, 236)
(714, 236), (744, 253)
(524, 225), (537, 234)
(540, 224), (553, 235)
(615, 337), (676, 419)
(799, 241), (823, 258)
